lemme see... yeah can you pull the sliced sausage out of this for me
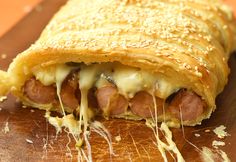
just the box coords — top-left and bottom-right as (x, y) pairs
(168, 90), (205, 121)
(60, 74), (80, 109)
(130, 91), (164, 118)
(96, 85), (128, 116)
(88, 87), (98, 109)
(24, 77), (56, 104)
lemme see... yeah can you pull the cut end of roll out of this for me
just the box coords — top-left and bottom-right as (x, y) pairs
(0, 70), (12, 96)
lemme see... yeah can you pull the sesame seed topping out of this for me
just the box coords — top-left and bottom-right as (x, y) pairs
(23, 0), (234, 86)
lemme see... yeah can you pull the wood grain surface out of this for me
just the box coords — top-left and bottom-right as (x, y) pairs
(0, 0), (236, 161)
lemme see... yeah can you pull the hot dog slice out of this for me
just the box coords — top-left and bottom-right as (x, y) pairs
(168, 90), (205, 121)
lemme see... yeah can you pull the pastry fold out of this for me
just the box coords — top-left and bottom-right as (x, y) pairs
(0, 0), (235, 126)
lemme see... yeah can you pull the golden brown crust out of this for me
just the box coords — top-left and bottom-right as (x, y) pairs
(0, 0), (235, 126)
(0, 71), (11, 96)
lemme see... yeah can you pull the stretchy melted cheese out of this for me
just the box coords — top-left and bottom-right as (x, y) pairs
(30, 63), (182, 127)
(33, 63), (179, 99)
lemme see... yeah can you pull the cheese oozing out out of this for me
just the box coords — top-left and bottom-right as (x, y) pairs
(32, 62), (184, 161)
(33, 62), (179, 101)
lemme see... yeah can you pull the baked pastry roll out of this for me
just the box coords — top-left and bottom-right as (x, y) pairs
(0, 0), (235, 127)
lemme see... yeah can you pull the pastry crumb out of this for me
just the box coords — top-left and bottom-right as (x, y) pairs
(115, 135), (121, 142)
(212, 140), (225, 149)
(204, 129), (211, 133)
(26, 139), (33, 144)
(194, 133), (201, 137)
(213, 125), (229, 139)
(30, 109), (35, 113)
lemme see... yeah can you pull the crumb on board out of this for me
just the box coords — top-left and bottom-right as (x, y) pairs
(1, 54), (7, 59)
(194, 133), (201, 137)
(26, 139), (33, 144)
(213, 125), (230, 139)
(22, 105), (27, 108)
(0, 96), (7, 102)
(212, 140), (225, 149)
(30, 109), (35, 113)
(115, 135), (121, 142)
(23, 5), (33, 13)
(2, 122), (10, 134)
(0, 108), (2, 111)
(204, 129), (211, 133)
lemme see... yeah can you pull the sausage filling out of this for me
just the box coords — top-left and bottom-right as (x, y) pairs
(23, 63), (206, 122)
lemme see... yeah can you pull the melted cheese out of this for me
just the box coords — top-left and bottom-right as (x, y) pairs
(200, 147), (216, 162)
(0, 96), (7, 102)
(219, 150), (231, 162)
(95, 74), (112, 88)
(33, 62), (178, 101)
(34, 64), (76, 115)
(73, 63), (177, 99)
(200, 147), (231, 162)
(79, 64), (100, 89)
(155, 77), (179, 99)
(212, 140), (225, 149)
(113, 67), (162, 98)
(33, 64), (76, 86)
(160, 122), (185, 162)
(45, 112), (63, 133)
(78, 64), (101, 132)
(56, 65), (76, 116)
(113, 67), (145, 98)
(213, 125), (230, 139)
(33, 66), (57, 86)
(144, 92), (185, 162)
(2, 121), (10, 134)
(34, 62), (182, 161)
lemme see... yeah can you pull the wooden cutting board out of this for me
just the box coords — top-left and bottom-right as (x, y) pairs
(0, 0), (236, 161)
